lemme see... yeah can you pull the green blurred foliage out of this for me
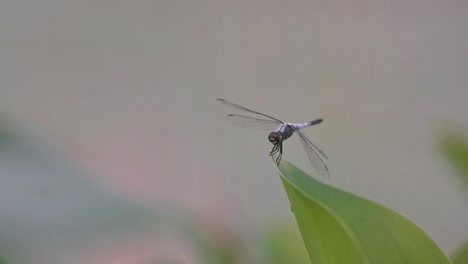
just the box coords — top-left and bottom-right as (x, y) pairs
(265, 223), (310, 264)
(278, 161), (452, 264)
(452, 240), (468, 264)
(0, 122), (239, 264)
(440, 133), (468, 186)
(440, 132), (468, 264)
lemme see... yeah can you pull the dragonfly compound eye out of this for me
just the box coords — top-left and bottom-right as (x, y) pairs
(268, 132), (280, 144)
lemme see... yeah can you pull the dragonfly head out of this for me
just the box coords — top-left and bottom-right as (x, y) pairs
(268, 132), (282, 145)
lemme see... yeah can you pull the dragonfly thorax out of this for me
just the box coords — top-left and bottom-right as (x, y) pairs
(268, 131), (282, 145)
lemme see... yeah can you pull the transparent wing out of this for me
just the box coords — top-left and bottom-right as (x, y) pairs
(295, 129), (330, 178)
(296, 129), (328, 159)
(225, 114), (281, 131)
(217, 98), (283, 123)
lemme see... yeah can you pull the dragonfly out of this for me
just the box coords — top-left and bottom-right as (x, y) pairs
(217, 98), (329, 178)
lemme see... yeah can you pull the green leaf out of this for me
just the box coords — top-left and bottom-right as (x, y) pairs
(278, 161), (452, 264)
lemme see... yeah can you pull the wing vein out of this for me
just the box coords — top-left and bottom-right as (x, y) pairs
(296, 129), (329, 178)
(217, 98), (283, 123)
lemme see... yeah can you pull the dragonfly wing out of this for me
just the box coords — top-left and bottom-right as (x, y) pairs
(225, 114), (281, 131)
(217, 98), (283, 123)
(296, 129), (328, 159)
(295, 129), (330, 178)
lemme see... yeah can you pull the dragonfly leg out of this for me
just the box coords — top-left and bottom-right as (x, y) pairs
(276, 143), (283, 165)
(270, 143), (279, 156)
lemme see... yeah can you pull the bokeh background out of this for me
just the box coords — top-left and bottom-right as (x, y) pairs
(1, 1), (467, 263)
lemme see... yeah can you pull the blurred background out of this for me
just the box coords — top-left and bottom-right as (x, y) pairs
(0, 0), (467, 263)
